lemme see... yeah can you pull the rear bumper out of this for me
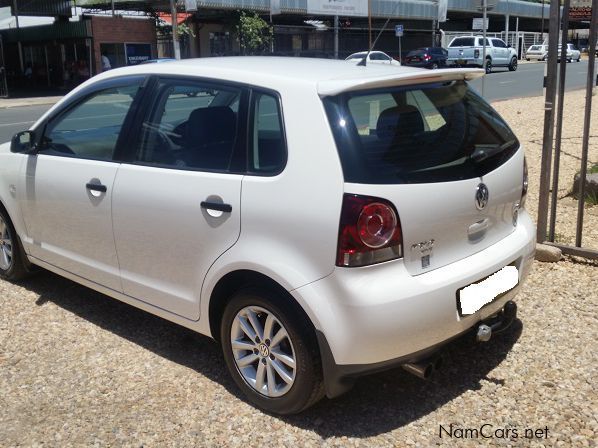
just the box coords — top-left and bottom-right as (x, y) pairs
(294, 210), (535, 395)
(447, 58), (482, 67)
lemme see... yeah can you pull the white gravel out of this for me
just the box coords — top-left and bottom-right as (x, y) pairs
(1, 90), (597, 447)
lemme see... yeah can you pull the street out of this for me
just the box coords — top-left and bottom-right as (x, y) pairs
(0, 60), (596, 143)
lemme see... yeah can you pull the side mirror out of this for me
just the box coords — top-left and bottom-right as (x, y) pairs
(10, 130), (36, 154)
(507, 44), (512, 48)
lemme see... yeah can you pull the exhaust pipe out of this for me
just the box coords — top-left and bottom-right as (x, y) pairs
(402, 355), (443, 380)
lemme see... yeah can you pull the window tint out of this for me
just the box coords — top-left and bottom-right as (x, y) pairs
(324, 81), (519, 184)
(136, 80), (241, 171)
(492, 39), (507, 48)
(43, 83), (140, 160)
(478, 38), (491, 46)
(450, 38), (474, 47)
(250, 92), (285, 174)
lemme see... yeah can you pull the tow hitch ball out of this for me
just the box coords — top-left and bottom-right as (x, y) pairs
(476, 301), (517, 343)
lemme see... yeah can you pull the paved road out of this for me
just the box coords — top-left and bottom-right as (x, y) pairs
(1, 60), (596, 143)
(0, 104), (51, 144)
(469, 59), (597, 102)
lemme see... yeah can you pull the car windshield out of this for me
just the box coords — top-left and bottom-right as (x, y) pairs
(529, 46), (541, 51)
(407, 50), (426, 56)
(347, 52), (367, 60)
(323, 80), (519, 184)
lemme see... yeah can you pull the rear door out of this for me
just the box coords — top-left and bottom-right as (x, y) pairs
(325, 81), (523, 275)
(111, 77), (246, 319)
(491, 39), (509, 64)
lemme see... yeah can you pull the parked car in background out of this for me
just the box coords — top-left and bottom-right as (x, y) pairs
(403, 47), (448, 69)
(555, 44), (581, 62)
(447, 36), (518, 73)
(525, 44), (548, 61)
(1, 57), (534, 415)
(345, 51), (401, 65)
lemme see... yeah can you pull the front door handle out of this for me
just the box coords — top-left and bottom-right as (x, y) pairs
(86, 183), (107, 193)
(200, 201), (232, 213)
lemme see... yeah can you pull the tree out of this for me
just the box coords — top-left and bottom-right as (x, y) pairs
(235, 11), (273, 55)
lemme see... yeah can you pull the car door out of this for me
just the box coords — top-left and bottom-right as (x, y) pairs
(491, 39), (508, 64)
(19, 77), (144, 291)
(111, 77), (245, 319)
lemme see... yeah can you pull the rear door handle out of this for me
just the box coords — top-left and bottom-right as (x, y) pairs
(86, 183), (107, 193)
(200, 201), (232, 213)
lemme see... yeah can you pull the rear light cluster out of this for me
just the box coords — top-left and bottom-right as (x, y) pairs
(336, 194), (403, 267)
(474, 49), (480, 58)
(424, 54), (432, 61)
(521, 157), (528, 207)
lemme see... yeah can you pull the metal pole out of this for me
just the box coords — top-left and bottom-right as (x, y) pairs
(515, 17), (519, 58)
(548, 0), (571, 242)
(536, 0), (561, 243)
(13, 0), (24, 73)
(399, 35), (402, 62)
(170, 0), (181, 59)
(368, 0), (372, 48)
(481, 0), (487, 96)
(505, 0), (509, 45)
(575, 0), (598, 247)
(540, 0), (545, 43)
(111, 0), (115, 16)
(334, 15), (339, 59)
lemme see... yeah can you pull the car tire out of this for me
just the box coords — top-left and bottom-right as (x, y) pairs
(577, 57), (581, 62)
(431, 62), (439, 70)
(567, 58), (572, 63)
(220, 287), (324, 415)
(508, 56), (518, 71)
(526, 58), (530, 61)
(0, 207), (30, 281)
(484, 58), (492, 74)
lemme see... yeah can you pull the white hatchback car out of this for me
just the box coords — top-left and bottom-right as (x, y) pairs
(0, 58), (535, 414)
(345, 50), (401, 65)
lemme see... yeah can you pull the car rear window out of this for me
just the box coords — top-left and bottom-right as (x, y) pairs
(323, 81), (519, 184)
(450, 38), (475, 47)
(530, 45), (541, 51)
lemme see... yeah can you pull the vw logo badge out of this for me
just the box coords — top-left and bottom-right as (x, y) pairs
(475, 183), (489, 210)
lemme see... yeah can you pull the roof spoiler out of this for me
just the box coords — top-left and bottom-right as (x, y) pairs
(318, 68), (485, 97)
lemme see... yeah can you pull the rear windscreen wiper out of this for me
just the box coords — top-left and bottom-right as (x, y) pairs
(470, 140), (516, 163)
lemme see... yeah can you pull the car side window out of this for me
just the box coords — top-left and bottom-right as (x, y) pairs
(42, 83), (141, 160)
(492, 39), (507, 48)
(249, 91), (286, 174)
(135, 80), (242, 172)
(371, 53), (389, 61)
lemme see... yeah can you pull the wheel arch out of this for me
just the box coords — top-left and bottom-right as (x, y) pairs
(207, 269), (319, 344)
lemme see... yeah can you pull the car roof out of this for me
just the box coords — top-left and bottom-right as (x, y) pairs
(77, 56), (485, 97)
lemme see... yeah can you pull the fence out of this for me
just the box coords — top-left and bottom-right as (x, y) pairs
(536, 0), (597, 260)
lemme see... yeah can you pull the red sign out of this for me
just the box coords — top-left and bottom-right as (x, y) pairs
(569, 0), (592, 21)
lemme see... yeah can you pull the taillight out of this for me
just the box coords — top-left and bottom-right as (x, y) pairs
(474, 49), (480, 58)
(336, 194), (403, 267)
(521, 157), (528, 207)
(424, 54), (431, 61)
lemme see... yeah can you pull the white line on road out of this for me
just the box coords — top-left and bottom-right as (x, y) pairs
(499, 80), (516, 84)
(0, 120), (35, 128)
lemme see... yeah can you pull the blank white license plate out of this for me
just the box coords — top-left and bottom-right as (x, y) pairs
(458, 266), (519, 315)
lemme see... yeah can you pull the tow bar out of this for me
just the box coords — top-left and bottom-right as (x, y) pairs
(476, 301), (517, 342)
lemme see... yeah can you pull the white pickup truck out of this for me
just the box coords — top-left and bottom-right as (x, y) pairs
(447, 36), (518, 74)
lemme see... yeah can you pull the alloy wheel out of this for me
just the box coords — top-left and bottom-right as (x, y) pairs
(230, 306), (297, 398)
(0, 216), (13, 271)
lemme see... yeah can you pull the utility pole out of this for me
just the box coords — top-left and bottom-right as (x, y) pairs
(334, 15), (339, 59)
(505, 0), (509, 45)
(368, 0), (372, 48)
(13, 0), (23, 73)
(482, 0), (487, 96)
(170, 0), (181, 59)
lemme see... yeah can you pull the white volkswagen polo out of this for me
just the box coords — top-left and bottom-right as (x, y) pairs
(0, 57), (535, 414)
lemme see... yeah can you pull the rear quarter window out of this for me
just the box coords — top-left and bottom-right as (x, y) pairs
(323, 81), (519, 184)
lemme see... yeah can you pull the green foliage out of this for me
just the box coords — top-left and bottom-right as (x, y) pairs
(235, 11), (272, 55)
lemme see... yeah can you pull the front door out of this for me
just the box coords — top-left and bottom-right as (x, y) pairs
(112, 77), (245, 319)
(19, 79), (143, 290)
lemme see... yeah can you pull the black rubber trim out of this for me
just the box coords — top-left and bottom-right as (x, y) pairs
(85, 183), (107, 193)
(200, 201), (232, 213)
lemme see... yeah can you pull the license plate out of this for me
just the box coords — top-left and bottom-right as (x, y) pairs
(458, 266), (519, 315)
(457, 59), (466, 65)
(412, 58), (420, 62)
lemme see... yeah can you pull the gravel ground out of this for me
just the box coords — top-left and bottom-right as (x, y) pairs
(1, 90), (597, 447)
